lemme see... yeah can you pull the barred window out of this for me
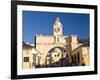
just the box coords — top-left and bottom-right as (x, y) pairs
(77, 52), (80, 63)
(24, 57), (29, 62)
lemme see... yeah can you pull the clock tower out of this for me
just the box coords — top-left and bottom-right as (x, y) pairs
(53, 17), (63, 36)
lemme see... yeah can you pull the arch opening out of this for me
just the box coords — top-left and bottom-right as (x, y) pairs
(45, 47), (71, 67)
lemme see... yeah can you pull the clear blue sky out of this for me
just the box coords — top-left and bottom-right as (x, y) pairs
(23, 11), (89, 44)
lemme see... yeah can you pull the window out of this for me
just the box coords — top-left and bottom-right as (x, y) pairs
(33, 54), (36, 65)
(77, 52), (80, 63)
(24, 57), (29, 62)
(57, 37), (59, 42)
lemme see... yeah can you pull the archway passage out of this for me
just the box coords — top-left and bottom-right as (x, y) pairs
(45, 47), (70, 67)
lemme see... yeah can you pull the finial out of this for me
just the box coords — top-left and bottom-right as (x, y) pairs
(56, 17), (60, 22)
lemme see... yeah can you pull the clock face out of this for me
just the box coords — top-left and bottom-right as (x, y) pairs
(55, 27), (60, 33)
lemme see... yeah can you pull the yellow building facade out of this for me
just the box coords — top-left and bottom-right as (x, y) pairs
(22, 17), (89, 69)
(22, 42), (33, 69)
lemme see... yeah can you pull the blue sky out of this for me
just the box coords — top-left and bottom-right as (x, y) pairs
(23, 11), (89, 44)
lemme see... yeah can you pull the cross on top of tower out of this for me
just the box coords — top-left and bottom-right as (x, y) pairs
(55, 17), (60, 24)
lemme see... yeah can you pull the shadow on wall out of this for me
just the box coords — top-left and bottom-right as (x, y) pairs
(35, 56), (86, 68)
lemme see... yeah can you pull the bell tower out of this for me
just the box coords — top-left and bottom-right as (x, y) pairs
(53, 17), (63, 36)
